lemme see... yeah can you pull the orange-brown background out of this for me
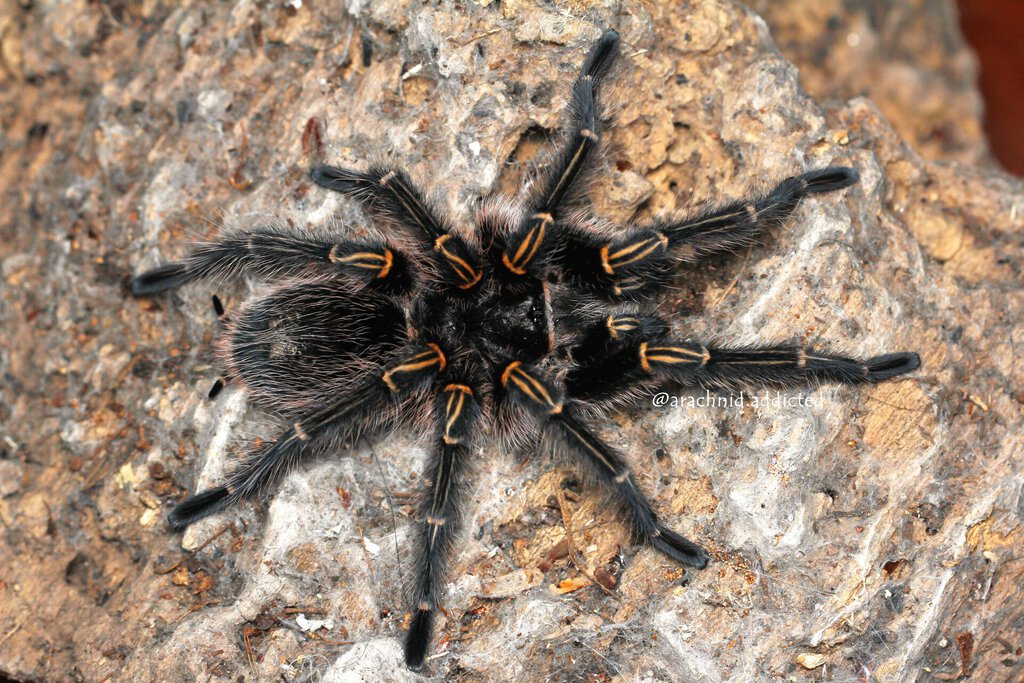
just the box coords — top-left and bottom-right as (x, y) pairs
(958, 0), (1024, 175)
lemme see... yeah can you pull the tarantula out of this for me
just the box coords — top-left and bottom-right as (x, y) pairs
(130, 29), (920, 669)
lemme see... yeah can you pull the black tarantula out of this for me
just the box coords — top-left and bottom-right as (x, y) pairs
(130, 30), (920, 669)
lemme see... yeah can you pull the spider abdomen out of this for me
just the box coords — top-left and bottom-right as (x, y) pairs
(222, 281), (406, 411)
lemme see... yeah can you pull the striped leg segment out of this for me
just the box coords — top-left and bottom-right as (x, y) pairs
(641, 343), (920, 390)
(405, 383), (481, 668)
(568, 332), (920, 402)
(570, 312), (668, 367)
(499, 29), (620, 281)
(500, 360), (708, 568)
(657, 167), (859, 259)
(567, 314), (670, 399)
(167, 342), (447, 530)
(559, 228), (674, 299)
(311, 164), (484, 292)
(129, 228), (413, 296)
(555, 168), (860, 300)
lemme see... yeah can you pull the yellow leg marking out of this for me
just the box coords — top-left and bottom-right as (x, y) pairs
(382, 344), (446, 392)
(580, 128), (598, 140)
(745, 203), (758, 222)
(378, 248), (394, 279)
(443, 387), (467, 442)
(418, 601), (432, 611)
(293, 422), (309, 441)
(501, 252), (524, 275)
(379, 170), (396, 186)
(426, 516), (446, 526)
(797, 348), (807, 368)
(639, 342), (651, 373)
(456, 270), (483, 289)
(645, 345), (706, 362)
(502, 362), (562, 414)
(329, 248), (394, 279)
(613, 471), (630, 484)
(608, 315), (640, 338)
(503, 213), (552, 275)
(679, 210), (745, 232)
(426, 343), (446, 370)
(560, 419), (618, 474)
(434, 234), (482, 289)
(599, 244), (614, 275)
(545, 140), (589, 207)
(602, 233), (669, 273)
(500, 361), (521, 387)
(609, 234), (666, 260)
(716, 359), (793, 365)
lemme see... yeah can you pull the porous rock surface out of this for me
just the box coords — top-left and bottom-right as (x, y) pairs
(0, 1), (1021, 682)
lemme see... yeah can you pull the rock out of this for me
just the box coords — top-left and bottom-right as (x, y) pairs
(0, 1), (1021, 682)
(755, 0), (990, 167)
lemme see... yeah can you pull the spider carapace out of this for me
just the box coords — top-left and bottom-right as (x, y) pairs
(130, 29), (920, 669)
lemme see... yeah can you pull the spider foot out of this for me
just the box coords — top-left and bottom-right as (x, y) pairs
(129, 263), (191, 296)
(650, 524), (710, 569)
(404, 608), (434, 669)
(864, 352), (921, 382)
(798, 166), (860, 194)
(167, 486), (233, 530)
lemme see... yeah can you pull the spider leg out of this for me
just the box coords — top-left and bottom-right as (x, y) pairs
(167, 342), (447, 529)
(656, 167), (859, 260)
(497, 29), (620, 282)
(566, 316), (921, 402)
(660, 344), (921, 389)
(310, 164), (484, 292)
(129, 228), (413, 296)
(570, 311), (667, 366)
(500, 360), (708, 568)
(556, 168), (860, 300)
(405, 382), (481, 668)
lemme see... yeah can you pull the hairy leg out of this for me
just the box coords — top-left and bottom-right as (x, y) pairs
(497, 29), (621, 284)
(556, 168), (860, 300)
(311, 164), (484, 292)
(565, 313), (920, 402)
(405, 382), (481, 668)
(168, 342), (447, 529)
(130, 227), (412, 295)
(500, 360), (708, 568)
